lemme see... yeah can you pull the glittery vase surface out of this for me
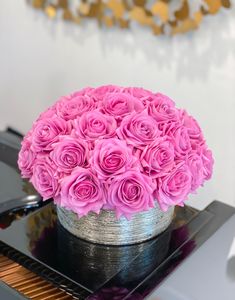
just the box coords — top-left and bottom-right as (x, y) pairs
(57, 203), (174, 245)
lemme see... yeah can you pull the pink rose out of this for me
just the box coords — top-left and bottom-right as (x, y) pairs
(108, 170), (155, 219)
(50, 136), (88, 173)
(179, 110), (205, 149)
(18, 138), (35, 178)
(199, 147), (214, 180)
(92, 85), (123, 101)
(187, 153), (204, 192)
(101, 92), (144, 122)
(123, 87), (155, 105)
(166, 123), (192, 159)
(32, 117), (71, 152)
(31, 157), (60, 200)
(148, 93), (178, 123)
(60, 167), (105, 217)
(17, 86), (214, 218)
(71, 87), (95, 97)
(55, 95), (97, 121)
(90, 138), (136, 181)
(117, 111), (160, 148)
(36, 106), (57, 121)
(155, 163), (192, 211)
(140, 137), (175, 178)
(74, 111), (117, 142)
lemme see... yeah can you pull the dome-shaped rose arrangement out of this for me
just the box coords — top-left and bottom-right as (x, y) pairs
(18, 85), (214, 220)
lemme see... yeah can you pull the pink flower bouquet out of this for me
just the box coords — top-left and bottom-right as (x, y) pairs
(18, 85), (213, 220)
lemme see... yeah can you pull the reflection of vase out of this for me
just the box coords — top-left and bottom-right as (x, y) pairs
(57, 222), (172, 291)
(27, 204), (57, 255)
(87, 287), (143, 300)
(57, 203), (174, 245)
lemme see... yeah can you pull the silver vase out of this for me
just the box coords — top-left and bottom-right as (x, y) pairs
(57, 203), (174, 245)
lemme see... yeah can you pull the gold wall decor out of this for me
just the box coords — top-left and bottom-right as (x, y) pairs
(28, 0), (232, 35)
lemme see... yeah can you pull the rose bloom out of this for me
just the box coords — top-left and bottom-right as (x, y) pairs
(140, 137), (175, 178)
(74, 110), (117, 142)
(155, 162), (192, 211)
(108, 170), (155, 219)
(187, 152), (204, 192)
(179, 109), (205, 149)
(18, 86), (214, 217)
(31, 157), (60, 200)
(59, 167), (105, 217)
(148, 93), (178, 123)
(101, 92), (144, 122)
(71, 87), (95, 97)
(199, 147), (214, 180)
(91, 85), (123, 101)
(18, 138), (36, 178)
(36, 106), (57, 121)
(90, 138), (136, 182)
(123, 87), (156, 105)
(166, 123), (192, 159)
(31, 117), (71, 152)
(50, 136), (88, 173)
(117, 111), (160, 148)
(55, 94), (97, 121)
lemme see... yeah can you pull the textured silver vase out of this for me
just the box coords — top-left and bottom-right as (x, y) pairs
(57, 203), (174, 245)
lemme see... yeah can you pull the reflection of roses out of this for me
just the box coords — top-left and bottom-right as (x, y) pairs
(91, 138), (136, 182)
(31, 225), (57, 263)
(60, 168), (105, 217)
(171, 225), (196, 259)
(108, 170), (155, 219)
(88, 287), (143, 300)
(50, 136), (88, 173)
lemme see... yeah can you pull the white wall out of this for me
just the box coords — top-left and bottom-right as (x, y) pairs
(0, 0), (235, 209)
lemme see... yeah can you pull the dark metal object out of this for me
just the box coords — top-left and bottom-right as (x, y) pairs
(0, 194), (42, 216)
(0, 131), (43, 216)
(0, 131), (21, 169)
(6, 127), (23, 139)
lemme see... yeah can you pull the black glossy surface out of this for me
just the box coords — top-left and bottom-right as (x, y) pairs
(0, 202), (205, 298)
(1, 202), (234, 299)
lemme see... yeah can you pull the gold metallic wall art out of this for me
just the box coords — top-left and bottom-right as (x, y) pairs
(29, 0), (232, 35)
